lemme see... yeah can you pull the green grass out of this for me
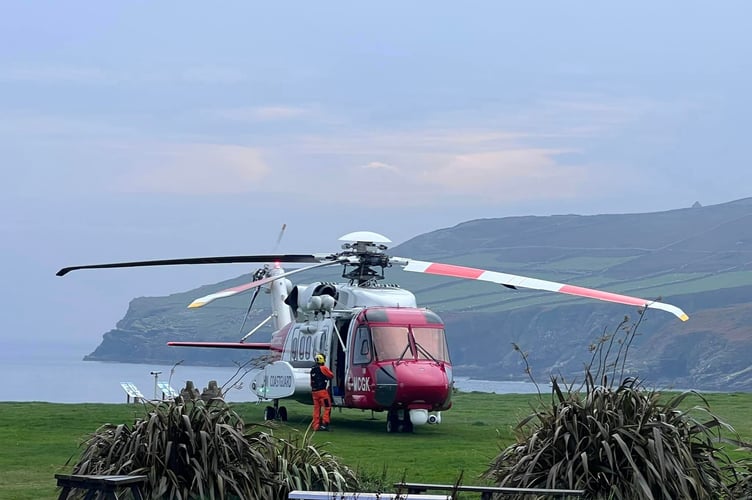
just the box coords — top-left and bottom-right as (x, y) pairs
(240, 391), (534, 484)
(0, 403), (144, 500)
(2, 391), (751, 499)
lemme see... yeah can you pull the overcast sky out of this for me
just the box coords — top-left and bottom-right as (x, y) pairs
(2, 2), (750, 350)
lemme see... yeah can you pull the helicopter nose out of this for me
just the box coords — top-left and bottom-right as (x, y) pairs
(374, 362), (451, 409)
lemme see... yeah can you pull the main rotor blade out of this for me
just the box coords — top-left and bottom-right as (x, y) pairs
(188, 259), (342, 308)
(167, 341), (271, 350)
(397, 258), (689, 321)
(56, 254), (324, 276)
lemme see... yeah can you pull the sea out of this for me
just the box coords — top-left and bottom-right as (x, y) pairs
(0, 343), (541, 404)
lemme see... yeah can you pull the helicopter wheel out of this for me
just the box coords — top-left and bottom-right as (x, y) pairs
(399, 409), (414, 433)
(264, 406), (277, 421)
(386, 410), (399, 433)
(278, 406), (288, 422)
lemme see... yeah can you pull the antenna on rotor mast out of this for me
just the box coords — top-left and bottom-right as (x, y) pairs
(274, 223), (287, 252)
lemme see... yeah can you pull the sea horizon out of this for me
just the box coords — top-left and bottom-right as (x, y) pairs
(1, 341), (542, 404)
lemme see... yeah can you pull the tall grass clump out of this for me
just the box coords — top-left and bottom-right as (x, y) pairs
(69, 398), (358, 499)
(485, 312), (741, 499)
(251, 428), (360, 498)
(727, 460), (752, 499)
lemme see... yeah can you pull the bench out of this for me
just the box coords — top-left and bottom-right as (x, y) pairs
(394, 482), (586, 499)
(289, 491), (450, 500)
(55, 474), (147, 500)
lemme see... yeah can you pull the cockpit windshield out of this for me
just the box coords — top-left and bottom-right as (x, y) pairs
(413, 327), (450, 362)
(371, 326), (410, 361)
(369, 325), (450, 363)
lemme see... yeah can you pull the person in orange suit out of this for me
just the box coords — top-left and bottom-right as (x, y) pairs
(310, 353), (334, 431)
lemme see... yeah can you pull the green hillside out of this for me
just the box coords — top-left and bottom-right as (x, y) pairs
(86, 198), (752, 390)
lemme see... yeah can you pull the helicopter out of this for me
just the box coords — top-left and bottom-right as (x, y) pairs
(57, 231), (688, 433)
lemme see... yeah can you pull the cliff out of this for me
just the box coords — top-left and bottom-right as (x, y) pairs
(86, 197), (752, 390)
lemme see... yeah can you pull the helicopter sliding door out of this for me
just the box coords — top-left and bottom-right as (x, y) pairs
(331, 318), (351, 406)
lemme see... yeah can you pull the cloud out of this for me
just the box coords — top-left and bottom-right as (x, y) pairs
(0, 65), (113, 84)
(272, 126), (597, 206)
(361, 161), (400, 173)
(268, 135), (592, 208)
(209, 105), (311, 122)
(251, 106), (309, 121)
(0, 64), (250, 86)
(294, 129), (524, 156)
(121, 143), (270, 194)
(512, 93), (660, 137)
(179, 66), (247, 84)
(424, 149), (588, 202)
(272, 92), (670, 207)
(3, 93), (654, 205)
(0, 111), (132, 138)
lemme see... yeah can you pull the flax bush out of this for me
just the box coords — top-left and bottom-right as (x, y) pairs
(70, 399), (358, 499)
(485, 313), (741, 499)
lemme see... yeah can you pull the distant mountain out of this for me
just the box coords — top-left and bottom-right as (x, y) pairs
(86, 198), (752, 390)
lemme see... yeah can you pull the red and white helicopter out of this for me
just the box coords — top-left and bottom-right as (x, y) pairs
(57, 231), (688, 433)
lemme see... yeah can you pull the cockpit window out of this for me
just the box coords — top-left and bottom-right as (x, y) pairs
(412, 327), (450, 362)
(352, 326), (372, 364)
(371, 326), (410, 361)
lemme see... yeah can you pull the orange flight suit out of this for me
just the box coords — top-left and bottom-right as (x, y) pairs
(310, 364), (334, 430)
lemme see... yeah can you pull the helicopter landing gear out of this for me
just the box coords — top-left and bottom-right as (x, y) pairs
(264, 400), (288, 422)
(386, 409), (414, 433)
(264, 406), (276, 420)
(277, 406), (288, 422)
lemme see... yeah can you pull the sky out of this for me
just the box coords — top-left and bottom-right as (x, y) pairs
(1, 1), (750, 351)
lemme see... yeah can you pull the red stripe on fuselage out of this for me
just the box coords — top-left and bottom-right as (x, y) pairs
(423, 263), (484, 279)
(559, 285), (647, 306)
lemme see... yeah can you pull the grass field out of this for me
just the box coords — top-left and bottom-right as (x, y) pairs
(2, 391), (751, 499)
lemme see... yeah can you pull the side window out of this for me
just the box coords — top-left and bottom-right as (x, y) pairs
(319, 326), (329, 354)
(289, 326), (302, 361)
(291, 336), (299, 361)
(289, 326), (314, 361)
(353, 326), (372, 364)
(300, 335), (313, 360)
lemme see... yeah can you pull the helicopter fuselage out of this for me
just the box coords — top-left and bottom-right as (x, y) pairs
(249, 282), (453, 427)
